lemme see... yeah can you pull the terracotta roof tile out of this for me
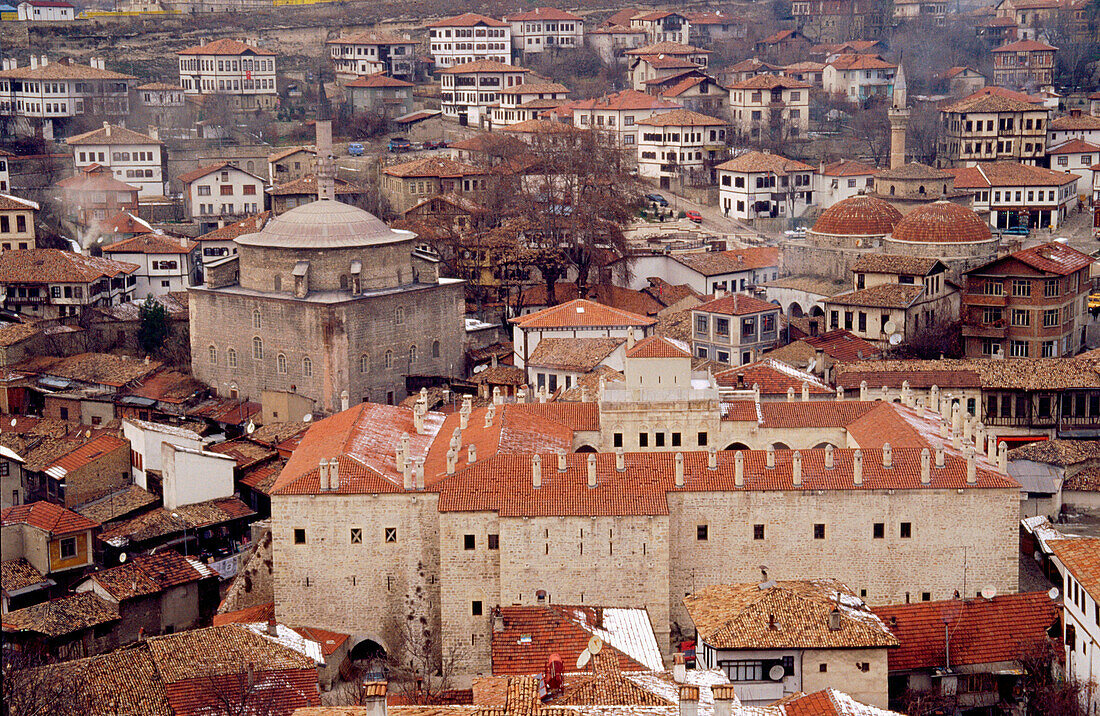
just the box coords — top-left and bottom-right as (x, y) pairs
(430, 12), (509, 27)
(91, 550), (207, 601)
(890, 201), (992, 245)
(694, 293), (779, 316)
(1009, 439), (1100, 466)
(56, 170), (140, 193)
(45, 433), (126, 477)
(727, 73), (811, 90)
(820, 159), (877, 177)
(178, 38), (276, 56)
(949, 162), (1077, 188)
(0, 193), (39, 211)
(506, 7), (583, 21)
(196, 212), (271, 241)
(2, 592), (119, 636)
(293, 625), (351, 657)
(98, 498), (254, 546)
(851, 254), (942, 275)
(0, 60), (135, 81)
(176, 161), (263, 185)
(511, 299), (656, 329)
(715, 151), (813, 174)
(440, 60), (529, 74)
(1003, 241), (1093, 275)
(13, 352), (161, 387)
(827, 53), (895, 70)
(0, 558), (49, 594)
(943, 86), (1045, 113)
(0, 249), (138, 284)
(626, 41), (710, 56)
(75, 484), (158, 524)
(507, 402), (600, 432)
(569, 89), (682, 112)
(518, 283), (664, 317)
(2, 500), (99, 535)
(715, 359), (832, 396)
(757, 400), (878, 428)
(212, 601), (276, 626)
(102, 232), (197, 254)
(528, 337), (625, 370)
(826, 283), (925, 309)
(268, 174), (363, 196)
(993, 38), (1057, 52)
(636, 109), (726, 127)
(66, 124), (161, 146)
(873, 592), (1057, 671)
(383, 156), (485, 178)
(800, 330), (882, 361)
(1050, 114), (1100, 130)
(781, 689), (901, 715)
(835, 357), (1100, 391)
(812, 195), (901, 236)
(1051, 538), (1100, 599)
(625, 335), (690, 359)
(1047, 138), (1100, 154)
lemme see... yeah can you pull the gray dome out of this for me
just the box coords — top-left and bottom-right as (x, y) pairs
(235, 199), (414, 249)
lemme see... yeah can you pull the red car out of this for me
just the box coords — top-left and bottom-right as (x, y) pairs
(685, 210), (703, 223)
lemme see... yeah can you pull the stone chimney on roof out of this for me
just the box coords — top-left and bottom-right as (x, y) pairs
(558, 450), (567, 472)
(734, 450), (744, 487)
(859, 380), (867, 401)
(935, 442), (945, 468)
(853, 449), (863, 485)
(966, 448), (977, 484)
(882, 442), (892, 468)
(30, 55), (38, 69)
(824, 443), (834, 469)
(998, 441), (1008, 473)
(587, 453), (597, 488)
(920, 448), (931, 484)
(627, 325), (635, 350)
(467, 443), (476, 463)
(791, 451), (802, 486)
(103, 121), (111, 136)
(532, 454), (542, 487)
(414, 459), (425, 490)
(318, 458), (330, 490)
(707, 445), (717, 470)
(765, 444), (775, 469)
(675, 452), (684, 486)
(362, 682), (388, 716)
(329, 458), (339, 490)
(615, 447), (625, 472)
(672, 653), (686, 683)
(801, 382), (809, 402)
(712, 685), (737, 716)
(679, 685), (699, 716)
(446, 449), (456, 476)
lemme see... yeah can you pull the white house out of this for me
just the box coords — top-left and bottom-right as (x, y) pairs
(504, 7), (584, 58)
(428, 13), (512, 69)
(1047, 139), (1098, 187)
(607, 247), (780, 295)
(823, 54), (897, 102)
(1050, 538), (1100, 716)
(122, 418), (204, 491)
(160, 441), (236, 511)
(727, 74), (811, 141)
(489, 80), (569, 127)
(439, 60), (530, 125)
(101, 232), (201, 299)
(819, 159), (877, 206)
(509, 298), (656, 370)
(66, 123), (165, 197)
(1047, 112), (1100, 147)
(0, 149), (10, 192)
(716, 150), (817, 221)
(629, 11), (691, 45)
(178, 38), (278, 112)
(177, 161), (266, 233)
(568, 89), (682, 147)
(636, 108), (727, 188)
(949, 161), (1079, 230)
(194, 211), (269, 267)
(625, 41), (710, 91)
(326, 30), (417, 82)
(17, 0), (74, 21)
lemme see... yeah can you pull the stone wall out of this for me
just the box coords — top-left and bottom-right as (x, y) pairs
(237, 240), (417, 294)
(65, 441), (130, 508)
(802, 647), (890, 709)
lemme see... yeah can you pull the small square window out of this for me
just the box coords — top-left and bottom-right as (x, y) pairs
(814, 524), (825, 540)
(697, 525), (709, 541)
(350, 528), (362, 544)
(873, 523), (884, 539)
(697, 432), (708, 446)
(819, 663), (827, 673)
(293, 528), (306, 544)
(672, 432), (681, 447)
(639, 432), (649, 447)
(900, 522), (912, 538)
(488, 534), (499, 550)
(655, 432), (665, 447)
(860, 589), (867, 598)
(921, 592), (931, 602)
(464, 534), (476, 550)
(385, 527), (397, 543)
(613, 433), (623, 448)
(754, 524), (765, 540)
(472, 600), (483, 616)
(60, 537), (77, 559)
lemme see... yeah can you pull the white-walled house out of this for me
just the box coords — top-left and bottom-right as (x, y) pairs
(819, 159), (877, 206)
(177, 161), (265, 233)
(629, 11), (691, 45)
(489, 81), (569, 127)
(67, 123), (166, 197)
(101, 233), (201, 299)
(1047, 139), (1098, 186)
(327, 31), (417, 82)
(504, 7), (584, 58)
(727, 74), (811, 141)
(823, 54), (897, 102)
(122, 418), (204, 491)
(17, 1), (74, 21)
(1050, 538), (1100, 716)
(636, 108), (728, 188)
(429, 13), (512, 69)
(161, 441), (236, 510)
(607, 247), (780, 295)
(568, 89), (682, 148)
(178, 38), (278, 112)
(949, 161), (1078, 231)
(439, 60), (531, 125)
(1047, 112), (1100, 147)
(716, 150), (817, 221)
(509, 298), (656, 370)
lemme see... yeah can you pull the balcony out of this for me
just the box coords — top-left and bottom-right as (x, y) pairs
(6, 295), (47, 305)
(961, 323), (1007, 338)
(963, 293), (1008, 307)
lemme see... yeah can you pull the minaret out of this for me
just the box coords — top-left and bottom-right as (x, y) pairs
(888, 61), (910, 170)
(315, 120), (336, 201)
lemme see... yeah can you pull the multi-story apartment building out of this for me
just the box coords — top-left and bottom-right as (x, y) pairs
(510, 298), (655, 370)
(55, 166), (140, 228)
(629, 11), (691, 44)
(327, 31), (417, 82)
(626, 42), (710, 91)
(0, 249), (137, 320)
(636, 109), (728, 188)
(568, 90), (682, 147)
(939, 87), (1049, 166)
(0, 56), (135, 139)
(504, 7), (584, 59)
(66, 123), (166, 197)
(0, 194), (37, 251)
(135, 82), (185, 130)
(727, 74), (811, 141)
(949, 162), (1078, 230)
(1048, 139), (1098, 185)
(822, 54), (896, 102)
(1050, 538), (1100, 716)
(102, 233), (202, 299)
(991, 39), (1056, 90)
(489, 81), (569, 126)
(177, 162), (265, 233)
(691, 293), (781, 365)
(178, 38), (278, 112)
(381, 156), (489, 214)
(429, 13), (512, 69)
(439, 61), (530, 126)
(716, 150), (816, 221)
(961, 241), (1092, 359)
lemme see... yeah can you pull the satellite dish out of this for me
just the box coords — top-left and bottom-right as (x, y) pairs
(576, 648), (592, 669)
(587, 636), (603, 655)
(245, 421), (256, 435)
(9, 418), (16, 427)
(85, 430), (92, 438)
(303, 413), (313, 423)
(981, 585), (997, 600)
(118, 552), (127, 563)
(1049, 587), (1060, 600)
(889, 333), (903, 346)
(768, 664), (786, 681)
(883, 320), (897, 335)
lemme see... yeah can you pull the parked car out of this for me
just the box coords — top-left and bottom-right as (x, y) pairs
(1003, 225), (1030, 236)
(388, 137), (412, 153)
(645, 193), (669, 207)
(685, 210), (703, 223)
(348, 143), (364, 157)
(424, 139), (448, 150)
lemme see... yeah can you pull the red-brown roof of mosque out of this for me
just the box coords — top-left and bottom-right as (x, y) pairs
(890, 201), (992, 244)
(812, 195), (902, 236)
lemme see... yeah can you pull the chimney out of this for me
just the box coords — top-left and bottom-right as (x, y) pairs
(329, 458), (339, 491)
(362, 682), (388, 716)
(786, 387), (795, 402)
(452, 427), (462, 453)
(998, 441), (1008, 473)
(674, 452), (684, 486)
(712, 685), (737, 716)
(517, 386), (527, 403)
(966, 448), (977, 484)
(882, 442), (892, 469)
(266, 619), (278, 636)
(940, 420), (950, 439)
(929, 385), (940, 412)
(678, 685), (699, 716)
(859, 380), (867, 401)
(587, 454), (597, 488)
(103, 121), (111, 137)
(318, 458), (330, 490)
(828, 607), (842, 631)
(414, 459), (425, 490)
(558, 450), (567, 472)
(734, 451), (744, 487)
(935, 442), (946, 468)
(765, 445), (775, 469)
(413, 406), (425, 435)
(446, 449), (456, 476)
(974, 423), (985, 452)
(792, 451), (802, 486)
(581, 386), (590, 403)
(920, 448), (931, 484)
(824, 444), (835, 469)
(801, 382), (809, 402)
(493, 386), (503, 405)
(673, 653), (687, 683)
(627, 326), (636, 350)
(460, 411), (469, 430)
(853, 449), (863, 485)
(941, 393), (952, 422)
(492, 608), (505, 633)
(532, 454), (542, 488)
(707, 445), (717, 470)
(615, 447), (625, 471)
(951, 403), (962, 434)
(835, 386), (844, 401)
(462, 394), (472, 414)
(40, 55), (47, 67)
(30, 55), (38, 69)
(468, 443), (477, 463)
(987, 434), (998, 462)
(916, 401), (925, 418)
(148, 126), (159, 141)
(484, 404), (495, 428)
(315, 120), (336, 201)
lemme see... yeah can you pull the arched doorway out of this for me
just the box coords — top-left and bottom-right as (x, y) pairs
(771, 442), (791, 450)
(812, 442), (835, 449)
(810, 305), (825, 317)
(725, 442), (751, 451)
(349, 637), (387, 678)
(575, 445), (597, 453)
(788, 303), (804, 318)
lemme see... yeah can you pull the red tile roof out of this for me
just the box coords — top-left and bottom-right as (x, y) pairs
(382, 156), (484, 178)
(1050, 538), (1100, 600)
(569, 89), (682, 112)
(812, 195), (901, 236)
(430, 12), (508, 27)
(625, 335), (691, 359)
(212, 601), (276, 626)
(344, 73), (415, 88)
(178, 38), (276, 56)
(635, 108), (726, 127)
(757, 400), (877, 428)
(511, 299), (656, 329)
(508, 402), (600, 432)
(873, 592), (1057, 671)
(1047, 138), (1100, 155)
(1007, 241), (1093, 276)
(820, 158), (877, 177)
(673, 247), (780, 275)
(102, 233), (197, 255)
(727, 73), (812, 90)
(694, 293), (779, 316)
(828, 53), (896, 70)
(715, 150), (814, 174)
(891, 201), (992, 245)
(175, 161), (264, 186)
(518, 283), (664, 317)
(439, 60), (529, 74)
(801, 330), (882, 361)
(993, 39), (1057, 52)
(90, 550), (207, 600)
(505, 7), (582, 21)
(948, 162), (1078, 189)
(0, 249), (138, 284)
(715, 359), (832, 395)
(780, 689), (903, 715)
(45, 434), (127, 477)
(293, 625), (351, 657)
(2, 500), (99, 535)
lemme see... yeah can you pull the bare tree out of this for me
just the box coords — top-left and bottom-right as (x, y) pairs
(1017, 638), (1088, 716)
(383, 584), (465, 705)
(203, 667), (300, 716)
(894, 320), (963, 359)
(2, 653), (83, 716)
(847, 104), (890, 166)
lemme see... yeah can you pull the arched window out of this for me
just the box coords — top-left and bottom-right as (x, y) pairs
(395, 307), (405, 325)
(302, 356), (313, 377)
(918, 185), (926, 195)
(252, 337), (263, 360)
(384, 350), (393, 369)
(359, 354), (370, 374)
(208, 345), (217, 364)
(277, 353), (287, 374)
(246, 160), (255, 172)
(228, 348), (237, 368)
(409, 344), (417, 364)
(432, 340), (440, 358)
(889, 185), (895, 196)
(252, 309), (261, 330)
(274, 274), (281, 291)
